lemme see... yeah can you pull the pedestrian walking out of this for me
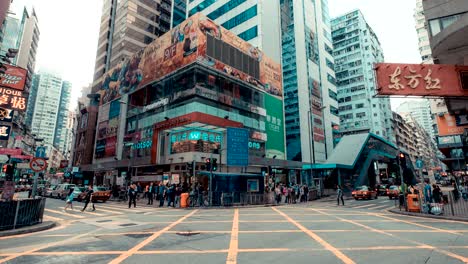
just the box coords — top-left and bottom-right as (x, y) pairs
(304, 185), (309, 202)
(136, 182), (142, 200)
(167, 184), (175, 207)
(197, 184), (204, 207)
(64, 188), (75, 211)
(424, 181), (432, 203)
(81, 185), (95, 212)
(275, 185), (282, 204)
(432, 184), (442, 203)
(128, 184), (137, 208)
(175, 185), (182, 207)
(299, 185), (305, 203)
(147, 182), (155, 205)
(158, 183), (166, 207)
(337, 185), (344, 206)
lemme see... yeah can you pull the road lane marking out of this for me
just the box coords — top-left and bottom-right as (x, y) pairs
(0, 228), (101, 263)
(86, 207), (124, 215)
(369, 213), (462, 235)
(59, 207), (106, 216)
(368, 205), (391, 210)
(43, 214), (64, 221)
(108, 209), (198, 264)
(226, 209), (239, 264)
(310, 208), (468, 263)
(352, 204), (378, 209)
(272, 207), (355, 264)
(44, 208), (85, 219)
(137, 249), (229, 254)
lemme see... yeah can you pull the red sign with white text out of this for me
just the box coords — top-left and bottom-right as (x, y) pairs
(436, 113), (468, 136)
(375, 63), (468, 97)
(0, 64), (27, 91)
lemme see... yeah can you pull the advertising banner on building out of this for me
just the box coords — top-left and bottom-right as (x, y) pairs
(0, 64), (27, 91)
(0, 107), (13, 122)
(375, 63), (468, 97)
(436, 113), (468, 136)
(264, 94), (285, 159)
(0, 124), (12, 140)
(0, 87), (28, 111)
(226, 127), (249, 166)
(98, 13), (283, 105)
(0, 148), (21, 155)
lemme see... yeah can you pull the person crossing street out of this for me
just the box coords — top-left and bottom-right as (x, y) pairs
(81, 185), (95, 212)
(128, 184), (137, 208)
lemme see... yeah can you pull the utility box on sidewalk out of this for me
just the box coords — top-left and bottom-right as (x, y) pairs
(407, 194), (421, 213)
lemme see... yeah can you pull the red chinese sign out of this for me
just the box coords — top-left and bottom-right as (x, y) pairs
(436, 113), (468, 136)
(375, 63), (468, 97)
(0, 87), (28, 111)
(0, 64), (27, 91)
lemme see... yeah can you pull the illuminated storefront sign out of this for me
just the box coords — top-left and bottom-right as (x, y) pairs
(132, 140), (153, 150)
(170, 130), (223, 143)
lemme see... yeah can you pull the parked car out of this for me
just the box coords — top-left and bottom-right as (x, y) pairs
(352, 186), (378, 200)
(377, 185), (388, 196)
(386, 185), (400, 199)
(44, 185), (58, 197)
(72, 187), (86, 200)
(52, 184), (76, 199)
(77, 186), (111, 202)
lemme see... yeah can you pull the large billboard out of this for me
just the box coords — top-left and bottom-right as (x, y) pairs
(0, 64), (27, 91)
(98, 13), (283, 105)
(264, 94), (285, 159)
(436, 113), (468, 136)
(0, 87), (28, 111)
(375, 63), (468, 97)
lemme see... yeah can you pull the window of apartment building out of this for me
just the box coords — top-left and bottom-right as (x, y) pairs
(429, 12), (467, 36)
(355, 103), (364, 109)
(222, 5), (257, 30)
(356, 112), (366, 118)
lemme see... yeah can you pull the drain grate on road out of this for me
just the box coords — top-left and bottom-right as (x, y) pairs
(119, 223), (137, 227)
(176, 231), (200, 236)
(96, 220), (112, 223)
(124, 234), (151, 239)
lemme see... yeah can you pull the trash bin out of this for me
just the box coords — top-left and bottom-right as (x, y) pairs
(180, 193), (189, 208)
(407, 194), (420, 212)
(222, 193), (233, 207)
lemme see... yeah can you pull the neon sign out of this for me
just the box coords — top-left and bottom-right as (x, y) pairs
(132, 140), (152, 150)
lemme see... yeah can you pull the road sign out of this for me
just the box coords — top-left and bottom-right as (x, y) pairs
(0, 154), (9, 163)
(29, 157), (47, 172)
(35, 146), (46, 158)
(416, 159), (424, 169)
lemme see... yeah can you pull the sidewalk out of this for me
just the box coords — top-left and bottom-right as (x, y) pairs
(0, 221), (56, 237)
(389, 208), (468, 222)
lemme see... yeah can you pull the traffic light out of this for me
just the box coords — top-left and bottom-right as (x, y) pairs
(187, 162), (194, 171)
(398, 153), (407, 169)
(205, 158), (211, 171)
(212, 158), (218, 171)
(5, 164), (14, 181)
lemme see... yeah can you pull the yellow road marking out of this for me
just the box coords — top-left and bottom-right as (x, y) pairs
(368, 205), (391, 210)
(108, 210), (198, 264)
(272, 207), (355, 264)
(44, 209), (85, 219)
(43, 214), (64, 221)
(0, 223), (68, 240)
(310, 208), (468, 263)
(226, 209), (239, 264)
(0, 228), (101, 263)
(137, 249), (229, 254)
(369, 213), (462, 235)
(88, 207), (124, 215)
(352, 204), (378, 209)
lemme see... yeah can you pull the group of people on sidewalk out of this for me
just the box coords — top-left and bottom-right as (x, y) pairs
(126, 182), (185, 208)
(272, 184), (310, 204)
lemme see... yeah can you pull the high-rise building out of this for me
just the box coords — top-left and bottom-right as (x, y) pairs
(91, 0), (175, 93)
(27, 71), (72, 153)
(15, 7), (39, 92)
(414, 0), (433, 63)
(0, 16), (20, 55)
(280, 0), (339, 163)
(331, 10), (394, 142)
(396, 100), (435, 140)
(54, 80), (72, 154)
(186, 0), (282, 62)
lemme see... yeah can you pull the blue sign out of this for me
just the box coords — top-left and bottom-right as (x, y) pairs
(416, 159), (424, 169)
(35, 146), (46, 158)
(226, 127), (249, 166)
(109, 100), (121, 119)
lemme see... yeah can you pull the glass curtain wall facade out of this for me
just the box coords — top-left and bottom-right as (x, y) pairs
(331, 10), (394, 142)
(281, 0), (339, 162)
(54, 81), (72, 153)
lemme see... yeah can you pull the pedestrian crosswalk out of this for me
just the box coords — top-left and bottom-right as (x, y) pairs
(43, 201), (183, 222)
(320, 197), (397, 211)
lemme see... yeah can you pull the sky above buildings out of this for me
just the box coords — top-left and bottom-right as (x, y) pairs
(10, 0), (422, 110)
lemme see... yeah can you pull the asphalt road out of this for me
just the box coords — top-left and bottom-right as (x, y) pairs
(0, 197), (467, 264)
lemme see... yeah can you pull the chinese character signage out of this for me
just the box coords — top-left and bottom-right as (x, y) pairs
(264, 94), (286, 159)
(0, 124), (12, 140)
(0, 107), (13, 122)
(0, 87), (28, 111)
(375, 63), (468, 97)
(0, 64), (27, 91)
(436, 113), (468, 136)
(226, 127), (249, 166)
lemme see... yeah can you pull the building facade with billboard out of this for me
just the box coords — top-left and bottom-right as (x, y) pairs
(83, 14), (289, 190)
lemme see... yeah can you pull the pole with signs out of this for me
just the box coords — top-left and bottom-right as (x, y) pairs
(30, 157), (47, 198)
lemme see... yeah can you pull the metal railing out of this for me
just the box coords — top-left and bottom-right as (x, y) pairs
(210, 192), (274, 206)
(0, 198), (46, 231)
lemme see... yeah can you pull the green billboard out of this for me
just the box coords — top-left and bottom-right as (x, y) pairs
(265, 94), (285, 159)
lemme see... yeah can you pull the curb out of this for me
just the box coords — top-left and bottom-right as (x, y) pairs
(107, 201), (284, 209)
(389, 209), (468, 222)
(0, 221), (57, 237)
